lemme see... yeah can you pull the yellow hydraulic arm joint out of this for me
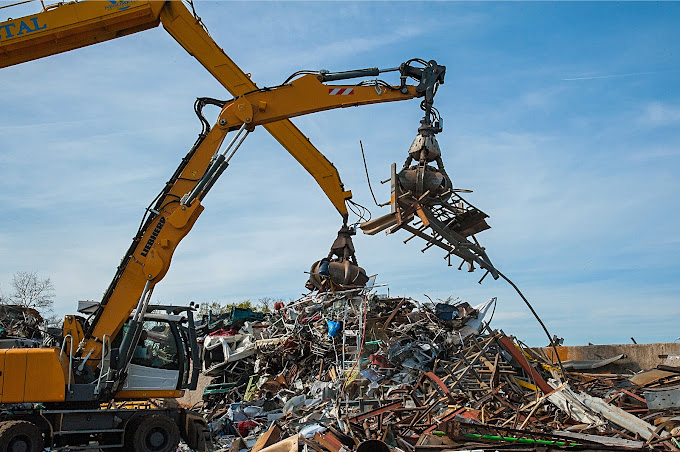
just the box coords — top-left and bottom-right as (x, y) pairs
(158, 2), (356, 217)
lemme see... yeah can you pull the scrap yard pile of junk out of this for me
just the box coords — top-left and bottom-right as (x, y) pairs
(10, 271), (680, 452)
(180, 283), (680, 452)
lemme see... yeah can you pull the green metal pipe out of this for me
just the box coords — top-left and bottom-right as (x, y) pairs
(432, 430), (581, 447)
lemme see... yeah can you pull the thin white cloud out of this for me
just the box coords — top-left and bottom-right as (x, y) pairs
(519, 86), (566, 108)
(640, 102), (680, 126)
(562, 70), (676, 81)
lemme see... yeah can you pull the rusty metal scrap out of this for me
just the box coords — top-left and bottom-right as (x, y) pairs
(0, 304), (45, 345)
(360, 126), (498, 283)
(182, 286), (680, 452)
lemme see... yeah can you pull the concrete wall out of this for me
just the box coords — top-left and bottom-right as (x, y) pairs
(538, 342), (680, 374)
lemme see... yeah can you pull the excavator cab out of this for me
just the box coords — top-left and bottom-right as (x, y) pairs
(111, 309), (198, 395)
(59, 302), (200, 400)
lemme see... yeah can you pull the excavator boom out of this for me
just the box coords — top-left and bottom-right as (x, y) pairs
(87, 71), (427, 363)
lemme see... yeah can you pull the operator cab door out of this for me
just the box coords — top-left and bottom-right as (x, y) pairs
(118, 320), (183, 391)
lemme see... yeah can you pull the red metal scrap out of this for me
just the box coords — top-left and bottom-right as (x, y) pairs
(414, 371), (456, 404)
(313, 432), (347, 452)
(349, 400), (403, 422)
(497, 334), (552, 394)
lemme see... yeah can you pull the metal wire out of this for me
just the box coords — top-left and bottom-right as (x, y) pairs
(184, 0), (213, 39)
(282, 70), (322, 85)
(359, 140), (381, 208)
(347, 199), (372, 224)
(497, 270), (567, 376)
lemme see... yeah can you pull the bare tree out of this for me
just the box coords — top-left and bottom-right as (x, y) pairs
(8, 271), (55, 314)
(257, 297), (288, 312)
(197, 301), (231, 317)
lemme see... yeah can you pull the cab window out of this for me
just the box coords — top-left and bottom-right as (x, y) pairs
(130, 320), (180, 370)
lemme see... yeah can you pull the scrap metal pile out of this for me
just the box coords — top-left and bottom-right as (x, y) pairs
(0, 304), (45, 346)
(186, 288), (680, 452)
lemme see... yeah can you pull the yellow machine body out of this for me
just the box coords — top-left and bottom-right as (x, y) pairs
(0, 348), (66, 403)
(0, 1), (164, 68)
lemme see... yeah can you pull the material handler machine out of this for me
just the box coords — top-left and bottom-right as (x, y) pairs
(0, 2), (496, 451)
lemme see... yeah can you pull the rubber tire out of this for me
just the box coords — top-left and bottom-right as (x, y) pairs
(126, 415), (180, 452)
(0, 421), (44, 452)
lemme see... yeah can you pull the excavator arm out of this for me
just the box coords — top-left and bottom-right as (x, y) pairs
(217, 75), (417, 128)
(158, 1), (357, 216)
(86, 66), (433, 374)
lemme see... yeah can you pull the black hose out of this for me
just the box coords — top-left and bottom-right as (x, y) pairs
(497, 270), (567, 376)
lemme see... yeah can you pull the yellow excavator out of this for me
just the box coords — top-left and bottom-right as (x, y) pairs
(0, 2), (478, 452)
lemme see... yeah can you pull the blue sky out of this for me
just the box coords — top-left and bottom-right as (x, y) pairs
(1, 1), (678, 346)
